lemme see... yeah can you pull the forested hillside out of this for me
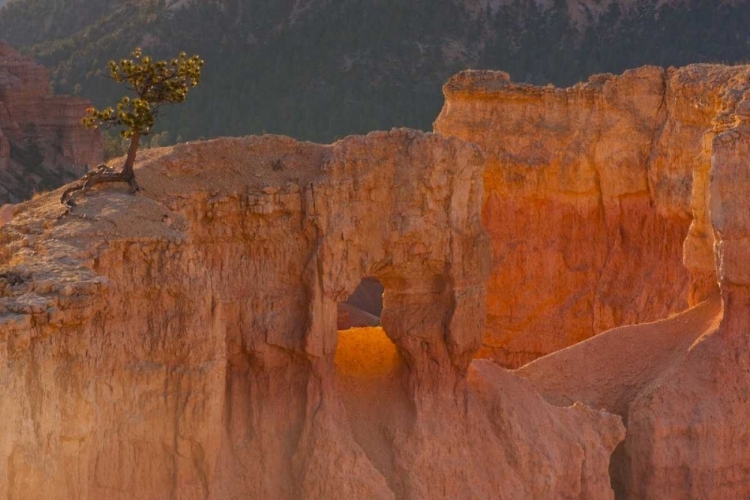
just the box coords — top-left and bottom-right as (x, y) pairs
(1, 0), (749, 144)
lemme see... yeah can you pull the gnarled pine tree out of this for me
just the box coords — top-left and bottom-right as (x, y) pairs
(61, 48), (203, 206)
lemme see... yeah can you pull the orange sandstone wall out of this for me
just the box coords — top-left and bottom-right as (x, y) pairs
(434, 64), (746, 367)
(517, 79), (750, 498)
(0, 132), (623, 499)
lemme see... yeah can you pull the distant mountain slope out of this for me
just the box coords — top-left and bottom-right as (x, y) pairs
(1, 0), (749, 143)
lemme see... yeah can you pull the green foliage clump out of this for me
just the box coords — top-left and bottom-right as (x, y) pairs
(60, 47), (203, 205)
(81, 48), (203, 138)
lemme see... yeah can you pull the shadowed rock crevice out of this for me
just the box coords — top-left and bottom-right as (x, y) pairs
(334, 324), (412, 498)
(335, 276), (409, 496)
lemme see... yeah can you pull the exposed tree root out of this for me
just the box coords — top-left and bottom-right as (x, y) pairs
(60, 164), (140, 207)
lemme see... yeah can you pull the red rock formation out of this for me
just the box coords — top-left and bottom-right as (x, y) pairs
(0, 41), (102, 203)
(515, 65), (750, 498)
(5, 62), (747, 499)
(0, 131), (623, 499)
(434, 65), (748, 367)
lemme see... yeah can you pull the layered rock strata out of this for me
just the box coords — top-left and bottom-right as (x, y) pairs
(434, 64), (748, 367)
(0, 131), (623, 499)
(0, 41), (102, 203)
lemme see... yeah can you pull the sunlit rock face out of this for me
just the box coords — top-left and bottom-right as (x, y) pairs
(0, 41), (102, 203)
(435, 64), (750, 368)
(432, 64), (750, 498)
(435, 64), (750, 498)
(0, 131), (623, 499)
(518, 117), (750, 499)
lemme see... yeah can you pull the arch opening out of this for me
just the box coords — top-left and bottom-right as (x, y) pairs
(334, 276), (412, 494)
(336, 276), (384, 330)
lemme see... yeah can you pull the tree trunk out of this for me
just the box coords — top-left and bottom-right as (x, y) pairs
(121, 131), (140, 180)
(60, 130), (141, 206)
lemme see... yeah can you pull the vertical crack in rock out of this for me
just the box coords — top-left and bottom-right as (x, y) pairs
(588, 123), (610, 338)
(644, 68), (671, 205)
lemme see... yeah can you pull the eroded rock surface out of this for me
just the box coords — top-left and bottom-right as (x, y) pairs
(0, 41), (102, 203)
(516, 68), (750, 499)
(0, 131), (623, 499)
(435, 64), (749, 367)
